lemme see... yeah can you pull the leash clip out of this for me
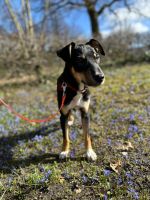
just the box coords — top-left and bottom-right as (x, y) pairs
(62, 82), (67, 96)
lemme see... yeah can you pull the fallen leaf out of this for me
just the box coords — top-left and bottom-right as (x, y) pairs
(110, 160), (122, 174)
(125, 141), (134, 149)
(116, 141), (134, 151)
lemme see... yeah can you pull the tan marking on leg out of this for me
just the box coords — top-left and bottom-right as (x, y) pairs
(59, 115), (70, 159)
(82, 99), (90, 113)
(62, 123), (70, 152)
(82, 118), (92, 150)
(85, 135), (92, 150)
(81, 110), (97, 161)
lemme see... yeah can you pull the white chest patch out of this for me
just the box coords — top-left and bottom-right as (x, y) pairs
(62, 92), (90, 114)
(66, 93), (84, 109)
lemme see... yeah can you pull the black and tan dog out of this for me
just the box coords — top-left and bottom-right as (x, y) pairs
(57, 39), (105, 161)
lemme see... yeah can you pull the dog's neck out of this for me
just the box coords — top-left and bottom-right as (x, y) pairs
(63, 64), (86, 92)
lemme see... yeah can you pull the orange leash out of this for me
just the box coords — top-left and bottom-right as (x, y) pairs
(0, 82), (67, 125)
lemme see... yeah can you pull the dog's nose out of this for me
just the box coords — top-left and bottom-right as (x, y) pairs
(94, 74), (104, 83)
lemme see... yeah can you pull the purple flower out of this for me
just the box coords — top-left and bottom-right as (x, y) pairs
(104, 169), (111, 176)
(126, 171), (132, 179)
(128, 125), (138, 133)
(82, 175), (88, 184)
(138, 115), (143, 121)
(61, 171), (71, 181)
(117, 177), (123, 185)
(39, 169), (52, 183)
(70, 149), (75, 158)
(104, 193), (108, 200)
(32, 135), (43, 142)
(126, 132), (134, 139)
(45, 170), (52, 179)
(129, 114), (135, 121)
(107, 139), (112, 146)
(70, 131), (77, 140)
(128, 188), (139, 200)
(15, 117), (20, 125)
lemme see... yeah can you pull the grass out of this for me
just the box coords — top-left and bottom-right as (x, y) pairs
(0, 64), (150, 199)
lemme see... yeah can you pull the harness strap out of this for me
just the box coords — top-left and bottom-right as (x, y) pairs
(58, 81), (87, 94)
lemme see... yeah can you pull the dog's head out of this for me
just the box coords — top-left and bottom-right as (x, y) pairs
(57, 39), (105, 86)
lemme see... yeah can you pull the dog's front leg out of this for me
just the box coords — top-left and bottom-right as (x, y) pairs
(81, 109), (97, 161)
(59, 113), (70, 159)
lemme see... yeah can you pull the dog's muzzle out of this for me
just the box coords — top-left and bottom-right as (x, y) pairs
(93, 74), (104, 84)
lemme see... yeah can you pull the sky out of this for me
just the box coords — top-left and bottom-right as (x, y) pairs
(0, 0), (150, 38)
(64, 0), (150, 38)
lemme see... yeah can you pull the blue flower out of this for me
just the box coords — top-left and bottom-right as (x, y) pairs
(39, 169), (52, 183)
(61, 171), (71, 181)
(129, 114), (135, 121)
(128, 188), (139, 200)
(32, 135), (43, 142)
(45, 170), (52, 179)
(104, 193), (108, 200)
(104, 169), (111, 176)
(70, 131), (77, 140)
(128, 125), (138, 133)
(70, 149), (75, 158)
(126, 171), (132, 179)
(15, 117), (20, 125)
(107, 139), (112, 146)
(117, 177), (123, 185)
(81, 175), (88, 184)
(126, 132), (134, 139)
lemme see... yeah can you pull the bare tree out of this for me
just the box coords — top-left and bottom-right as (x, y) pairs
(4, 0), (28, 57)
(44, 0), (134, 38)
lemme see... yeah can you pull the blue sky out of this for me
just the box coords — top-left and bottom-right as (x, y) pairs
(63, 0), (150, 38)
(1, 0), (150, 37)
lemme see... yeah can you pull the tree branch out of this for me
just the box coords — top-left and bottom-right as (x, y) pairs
(97, 0), (120, 15)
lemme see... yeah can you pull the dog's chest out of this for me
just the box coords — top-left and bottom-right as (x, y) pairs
(62, 93), (90, 114)
(68, 93), (84, 109)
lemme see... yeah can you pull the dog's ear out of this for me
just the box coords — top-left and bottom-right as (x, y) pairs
(86, 39), (105, 56)
(57, 42), (75, 62)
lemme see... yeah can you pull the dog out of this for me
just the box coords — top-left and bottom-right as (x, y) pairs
(57, 39), (105, 161)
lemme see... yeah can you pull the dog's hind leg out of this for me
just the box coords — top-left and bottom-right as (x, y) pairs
(59, 113), (70, 159)
(81, 109), (97, 161)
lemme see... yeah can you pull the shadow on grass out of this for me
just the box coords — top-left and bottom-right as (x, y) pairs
(0, 122), (86, 174)
(0, 122), (60, 174)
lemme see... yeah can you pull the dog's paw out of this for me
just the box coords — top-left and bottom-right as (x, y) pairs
(86, 149), (97, 161)
(59, 151), (69, 159)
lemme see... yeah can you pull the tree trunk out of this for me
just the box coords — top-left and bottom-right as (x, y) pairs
(85, 1), (101, 39)
(25, 0), (35, 40)
(5, 0), (29, 58)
